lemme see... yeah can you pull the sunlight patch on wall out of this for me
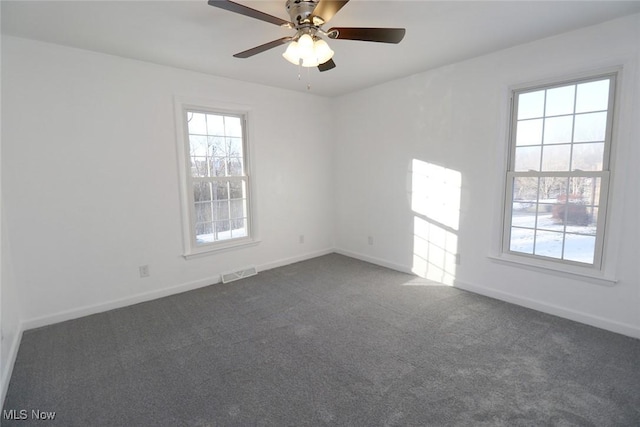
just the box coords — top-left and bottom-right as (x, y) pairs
(411, 160), (461, 286)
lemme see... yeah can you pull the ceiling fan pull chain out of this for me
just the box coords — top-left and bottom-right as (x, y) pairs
(307, 65), (311, 91)
(297, 58), (303, 80)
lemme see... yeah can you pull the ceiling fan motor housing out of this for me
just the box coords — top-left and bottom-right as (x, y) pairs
(286, 0), (322, 26)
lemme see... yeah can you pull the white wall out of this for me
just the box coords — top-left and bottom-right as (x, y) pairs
(1, 215), (21, 405)
(333, 14), (640, 337)
(1, 36), (335, 328)
(0, 18), (23, 406)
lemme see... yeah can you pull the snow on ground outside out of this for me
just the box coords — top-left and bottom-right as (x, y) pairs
(197, 227), (247, 244)
(510, 213), (596, 263)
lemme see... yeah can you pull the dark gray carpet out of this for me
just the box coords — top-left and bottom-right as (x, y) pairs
(3, 254), (640, 426)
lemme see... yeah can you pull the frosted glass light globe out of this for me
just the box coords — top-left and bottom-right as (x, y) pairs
(314, 39), (334, 64)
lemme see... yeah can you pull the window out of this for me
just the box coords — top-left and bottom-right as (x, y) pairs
(503, 73), (616, 269)
(176, 102), (254, 256)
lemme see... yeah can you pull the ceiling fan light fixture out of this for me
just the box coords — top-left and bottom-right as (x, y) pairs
(282, 35), (334, 68)
(301, 54), (319, 67)
(298, 33), (314, 50)
(282, 40), (301, 65)
(314, 38), (334, 65)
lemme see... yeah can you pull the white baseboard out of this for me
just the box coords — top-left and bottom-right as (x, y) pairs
(454, 279), (640, 339)
(21, 247), (336, 332)
(21, 274), (223, 331)
(334, 248), (640, 339)
(333, 248), (414, 275)
(257, 248), (334, 272)
(1, 323), (23, 408)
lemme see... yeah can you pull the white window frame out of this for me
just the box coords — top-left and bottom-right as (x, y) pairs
(174, 97), (258, 258)
(500, 71), (618, 281)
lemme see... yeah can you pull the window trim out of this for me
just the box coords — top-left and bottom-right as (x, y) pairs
(499, 71), (618, 278)
(174, 97), (259, 258)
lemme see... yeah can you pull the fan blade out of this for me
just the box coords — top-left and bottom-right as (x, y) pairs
(318, 58), (336, 72)
(312, 0), (350, 24)
(327, 27), (406, 43)
(233, 37), (293, 59)
(208, 0), (291, 27)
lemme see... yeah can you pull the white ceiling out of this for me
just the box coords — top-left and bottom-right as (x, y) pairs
(3, 1), (640, 97)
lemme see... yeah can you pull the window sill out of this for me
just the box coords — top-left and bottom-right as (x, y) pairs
(488, 253), (617, 287)
(183, 238), (261, 260)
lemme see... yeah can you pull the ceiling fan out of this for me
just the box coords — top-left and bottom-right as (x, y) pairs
(208, 0), (406, 72)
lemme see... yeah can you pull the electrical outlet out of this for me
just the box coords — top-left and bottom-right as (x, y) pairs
(299, 234), (305, 244)
(368, 236), (374, 245)
(139, 265), (150, 278)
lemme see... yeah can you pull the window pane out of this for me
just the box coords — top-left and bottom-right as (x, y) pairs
(538, 200), (554, 218)
(516, 119), (543, 146)
(539, 176), (568, 201)
(543, 116), (573, 144)
(588, 206), (599, 228)
(188, 112), (208, 135)
(225, 116), (243, 137)
(536, 202), (556, 230)
(215, 220), (230, 234)
(213, 220), (231, 241)
(230, 180), (246, 199)
(228, 157), (244, 176)
(510, 228), (535, 254)
(575, 79), (609, 113)
(195, 222), (213, 244)
(573, 112), (607, 142)
(212, 181), (229, 200)
(227, 137), (243, 156)
(214, 201), (229, 220)
(213, 157), (226, 176)
(511, 210), (536, 228)
(231, 218), (247, 238)
(191, 157), (208, 177)
(547, 180), (568, 224)
(515, 146), (541, 171)
(569, 177), (600, 207)
(209, 136), (225, 156)
(230, 199), (246, 219)
(195, 202), (212, 223)
(518, 90), (545, 120)
(560, 206), (598, 237)
(511, 177), (539, 241)
(545, 85), (575, 116)
(513, 176), (538, 202)
(563, 234), (596, 264)
(189, 135), (208, 156)
(190, 135), (209, 177)
(572, 143), (604, 171)
(554, 202), (590, 226)
(541, 144), (571, 171)
(549, 177), (599, 229)
(565, 209), (597, 235)
(194, 182), (212, 202)
(534, 230), (563, 259)
(206, 114), (225, 136)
